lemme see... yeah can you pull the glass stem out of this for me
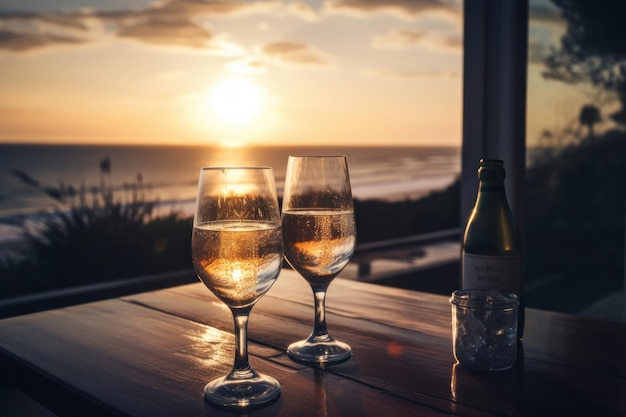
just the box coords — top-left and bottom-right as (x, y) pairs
(311, 286), (332, 342)
(230, 307), (256, 380)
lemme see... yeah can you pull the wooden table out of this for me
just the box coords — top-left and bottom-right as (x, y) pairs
(1, 269), (625, 417)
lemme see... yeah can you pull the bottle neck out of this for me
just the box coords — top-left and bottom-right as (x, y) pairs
(478, 180), (506, 194)
(475, 180), (511, 210)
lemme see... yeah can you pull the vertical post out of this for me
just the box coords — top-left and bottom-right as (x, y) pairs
(623, 205), (626, 322)
(461, 0), (528, 231)
(461, 0), (487, 225)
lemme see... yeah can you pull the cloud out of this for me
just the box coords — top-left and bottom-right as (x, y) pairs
(115, 16), (242, 55)
(117, 17), (215, 48)
(373, 28), (426, 48)
(527, 3), (565, 67)
(422, 33), (461, 51)
(260, 41), (332, 67)
(215, 40), (335, 75)
(0, 0), (464, 60)
(326, 0), (461, 20)
(225, 55), (267, 74)
(373, 27), (461, 52)
(0, 28), (88, 52)
(529, 3), (563, 27)
(147, 0), (273, 16)
(285, 1), (320, 21)
(364, 68), (460, 79)
(0, 0), (278, 54)
(0, 10), (92, 31)
(528, 39), (550, 66)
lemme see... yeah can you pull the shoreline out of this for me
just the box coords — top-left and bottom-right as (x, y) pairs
(0, 178), (462, 264)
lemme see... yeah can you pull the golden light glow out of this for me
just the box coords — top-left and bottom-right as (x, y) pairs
(221, 170), (255, 196)
(232, 264), (244, 284)
(185, 326), (231, 369)
(222, 183), (253, 197)
(208, 78), (264, 125)
(219, 140), (244, 148)
(387, 341), (405, 357)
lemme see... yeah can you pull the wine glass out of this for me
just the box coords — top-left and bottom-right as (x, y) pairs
(282, 156), (356, 364)
(191, 167), (283, 408)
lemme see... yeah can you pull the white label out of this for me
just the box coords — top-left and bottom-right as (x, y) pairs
(462, 252), (521, 294)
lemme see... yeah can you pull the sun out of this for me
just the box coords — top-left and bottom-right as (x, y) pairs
(208, 78), (264, 125)
(185, 76), (276, 145)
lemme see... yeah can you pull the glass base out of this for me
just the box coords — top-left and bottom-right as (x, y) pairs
(287, 338), (352, 364)
(204, 373), (281, 409)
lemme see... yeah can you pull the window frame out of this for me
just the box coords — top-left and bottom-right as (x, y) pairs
(461, 0), (529, 234)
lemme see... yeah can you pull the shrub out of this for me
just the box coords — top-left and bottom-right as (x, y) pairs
(1, 159), (192, 297)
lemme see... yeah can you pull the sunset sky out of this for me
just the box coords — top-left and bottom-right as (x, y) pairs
(0, 0), (596, 147)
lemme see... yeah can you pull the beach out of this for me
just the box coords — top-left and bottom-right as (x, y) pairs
(0, 144), (460, 216)
(0, 143), (460, 258)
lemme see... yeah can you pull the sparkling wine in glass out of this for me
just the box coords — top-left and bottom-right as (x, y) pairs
(192, 167), (283, 408)
(282, 156), (356, 364)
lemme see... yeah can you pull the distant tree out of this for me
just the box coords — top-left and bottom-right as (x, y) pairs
(544, 0), (626, 125)
(539, 129), (553, 145)
(578, 104), (601, 139)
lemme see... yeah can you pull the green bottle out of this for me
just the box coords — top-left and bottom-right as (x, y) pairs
(462, 159), (524, 337)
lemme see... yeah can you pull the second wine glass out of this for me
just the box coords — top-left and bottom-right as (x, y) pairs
(282, 156), (356, 364)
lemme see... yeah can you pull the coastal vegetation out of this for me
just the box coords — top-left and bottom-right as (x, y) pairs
(1, 130), (624, 307)
(0, 164), (192, 298)
(525, 129), (626, 302)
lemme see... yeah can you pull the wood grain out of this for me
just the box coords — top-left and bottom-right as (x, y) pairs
(2, 269), (626, 416)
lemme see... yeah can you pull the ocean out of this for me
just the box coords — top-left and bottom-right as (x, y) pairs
(0, 144), (460, 254)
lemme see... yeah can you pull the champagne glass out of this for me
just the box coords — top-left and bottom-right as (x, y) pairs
(192, 167), (283, 408)
(282, 156), (356, 364)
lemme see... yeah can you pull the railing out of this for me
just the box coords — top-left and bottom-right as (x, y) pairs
(355, 228), (461, 254)
(0, 229), (462, 319)
(0, 269), (197, 319)
(353, 228), (461, 278)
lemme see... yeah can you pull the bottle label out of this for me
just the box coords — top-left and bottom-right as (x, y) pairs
(462, 252), (521, 294)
